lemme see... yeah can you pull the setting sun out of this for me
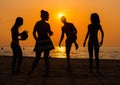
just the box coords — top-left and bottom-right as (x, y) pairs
(58, 13), (64, 19)
(0, 0), (120, 46)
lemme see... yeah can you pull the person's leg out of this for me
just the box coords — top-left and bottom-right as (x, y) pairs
(16, 46), (23, 73)
(44, 50), (50, 73)
(11, 48), (17, 74)
(88, 44), (93, 73)
(73, 36), (78, 50)
(95, 45), (100, 73)
(66, 41), (72, 68)
(30, 51), (42, 73)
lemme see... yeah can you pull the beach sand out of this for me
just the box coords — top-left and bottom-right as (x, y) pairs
(0, 56), (120, 85)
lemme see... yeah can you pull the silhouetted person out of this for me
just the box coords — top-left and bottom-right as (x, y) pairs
(59, 16), (78, 69)
(1, 47), (3, 50)
(29, 10), (54, 75)
(83, 13), (104, 73)
(11, 17), (28, 74)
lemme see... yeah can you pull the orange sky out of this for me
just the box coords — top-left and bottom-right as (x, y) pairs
(0, 0), (120, 47)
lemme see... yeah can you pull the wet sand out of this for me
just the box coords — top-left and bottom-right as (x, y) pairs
(0, 56), (120, 85)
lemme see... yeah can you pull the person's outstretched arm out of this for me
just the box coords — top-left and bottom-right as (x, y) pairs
(59, 29), (64, 47)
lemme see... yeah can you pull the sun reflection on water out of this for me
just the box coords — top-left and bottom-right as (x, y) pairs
(50, 46), (66, 58)
(57, 46), (65, 51)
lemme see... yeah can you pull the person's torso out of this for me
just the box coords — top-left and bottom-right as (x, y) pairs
(88, 24), (100, 43)
(62, 23), (76, 39)
(35, 21), (50, 39)
(11, 26), (19, 41)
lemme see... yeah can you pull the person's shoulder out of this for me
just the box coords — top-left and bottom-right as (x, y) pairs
(65, 22), (73, 28)
(35, 20), (41, 25)
(98, 24), (102, 27)
(97, 24), (102, 29)
(68, 22), (73, 25)
(45, 21), (50, 25)
(88, 24), (92, 26)
(61, 25), (66, 31)
(88, 24), (92, 28)
(36, 20), (49, 25)
(11, 25), (17, 31)
(44, 22), (50, 28)
(61, 26), (64, 29)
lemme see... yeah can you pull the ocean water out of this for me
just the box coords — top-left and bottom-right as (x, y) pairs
(0, 46), (120, 60)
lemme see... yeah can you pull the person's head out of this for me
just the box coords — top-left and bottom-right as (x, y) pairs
(60, 16), (67, 24)
(40, 10), (49, 21)
(90, 13), (100, 24)
(15, 17), (23, 26)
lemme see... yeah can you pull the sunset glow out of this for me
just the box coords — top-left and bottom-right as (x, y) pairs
(58, 13), (64, 19)
(0, 0), (120, 47)
(58, 46), (65, 51)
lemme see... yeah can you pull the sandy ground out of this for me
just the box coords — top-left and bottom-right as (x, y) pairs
(0, 56), (120, 85)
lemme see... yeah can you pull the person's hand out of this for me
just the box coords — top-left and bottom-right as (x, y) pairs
(99, 41), (103, 47)
(49, 31), (53, 36)
(59, 43), (61, 47)
(83, 42), (86, 47)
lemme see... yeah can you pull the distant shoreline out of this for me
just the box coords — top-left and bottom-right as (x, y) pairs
(0, 46), (120, 60)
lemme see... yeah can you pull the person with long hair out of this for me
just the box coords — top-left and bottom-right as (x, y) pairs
(11, 17), (28, 74)
(83, 13), (104, 73)
(29, 10), (54, 75)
